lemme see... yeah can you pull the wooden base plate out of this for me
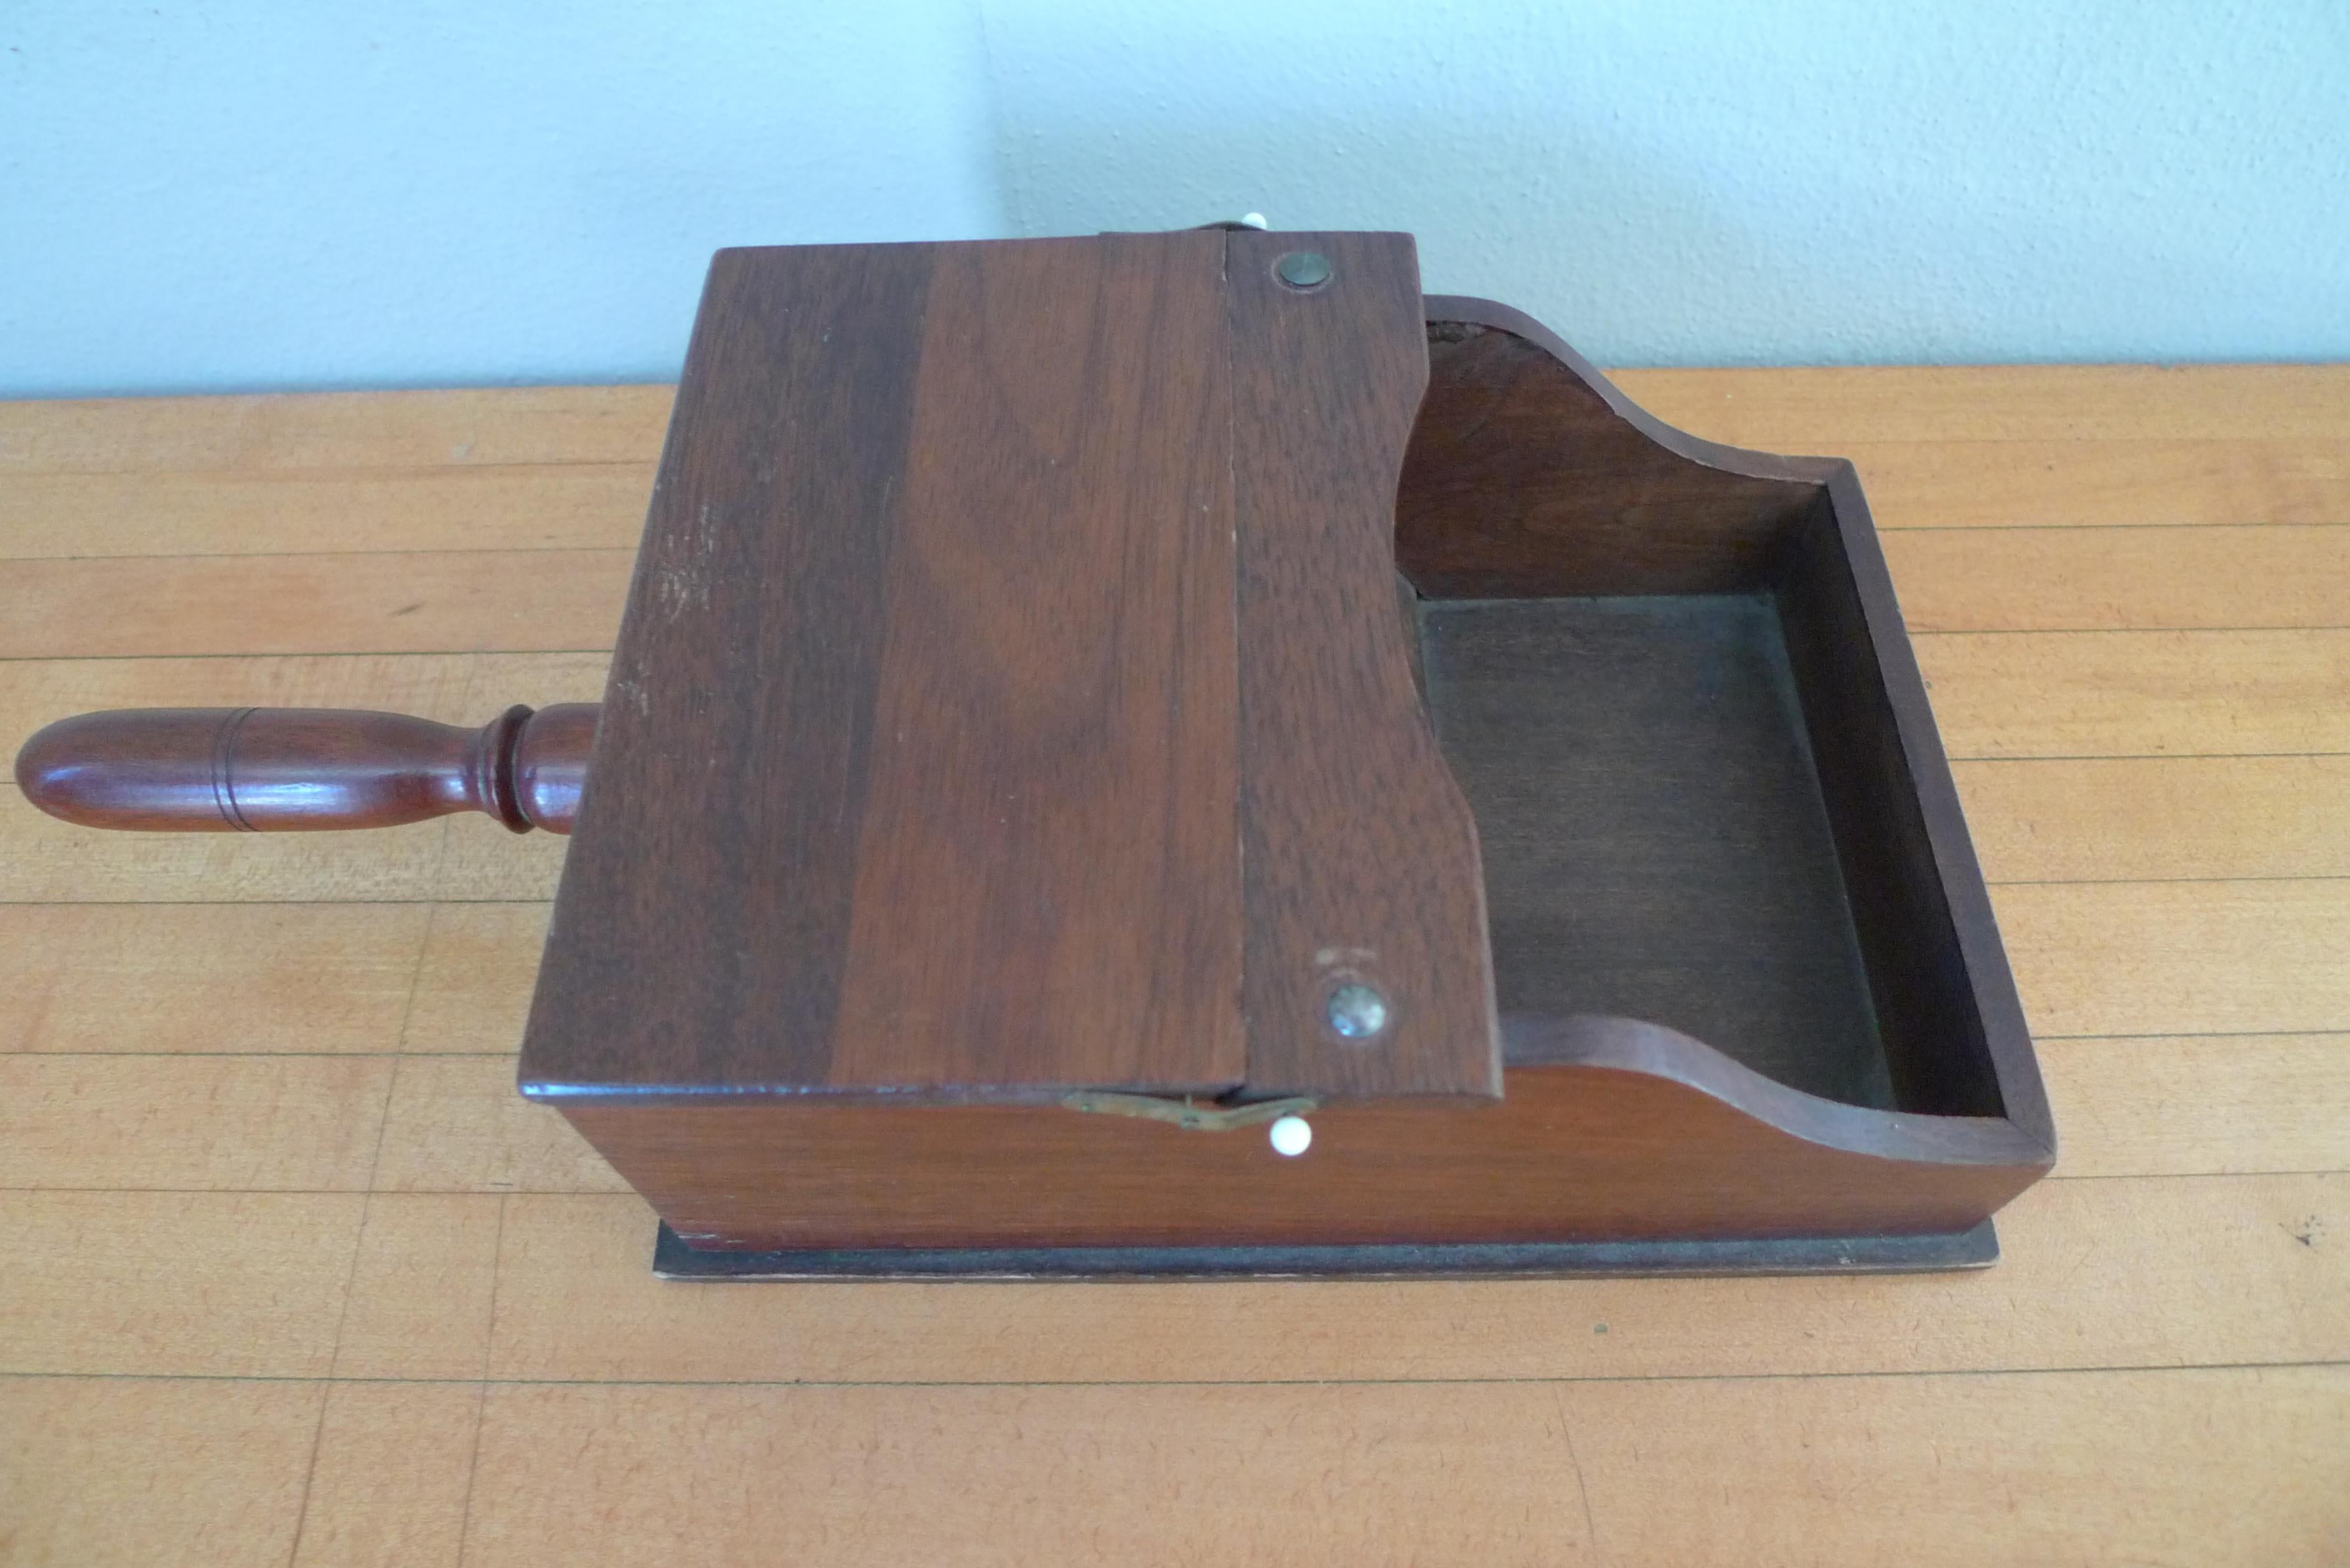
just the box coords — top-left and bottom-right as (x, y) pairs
(652, 1220), (1997, 1281)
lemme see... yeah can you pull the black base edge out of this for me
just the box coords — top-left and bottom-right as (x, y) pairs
(652, 1218), (1999, 1281)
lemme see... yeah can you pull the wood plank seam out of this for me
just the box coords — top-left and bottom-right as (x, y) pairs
(6, 1358), (2348, 1391)
(442, 1196), (506, 1568)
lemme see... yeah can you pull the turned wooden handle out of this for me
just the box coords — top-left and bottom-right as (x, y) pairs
(14, 704), (600, 834)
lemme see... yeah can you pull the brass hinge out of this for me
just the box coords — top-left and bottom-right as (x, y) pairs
(1060, 1091), (1319, 1132)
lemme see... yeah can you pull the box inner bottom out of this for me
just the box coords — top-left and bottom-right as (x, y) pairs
(1419, 594), (1897, 1110)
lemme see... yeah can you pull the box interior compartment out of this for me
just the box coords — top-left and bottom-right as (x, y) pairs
(1404, 497), (2006, 1119)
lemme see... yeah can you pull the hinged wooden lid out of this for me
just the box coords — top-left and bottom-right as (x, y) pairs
(519, 228), (1498, 1104)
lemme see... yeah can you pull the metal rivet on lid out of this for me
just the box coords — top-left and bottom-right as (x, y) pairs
(1326, 982), (1388, 1039)
(1275, 251), (1332, 289)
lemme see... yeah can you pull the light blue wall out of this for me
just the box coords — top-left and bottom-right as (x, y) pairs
(4, 0), (2344, 396)
(2, 1), (1000, 396)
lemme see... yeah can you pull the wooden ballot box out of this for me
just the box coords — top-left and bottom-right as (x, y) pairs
(16, 227), (2054, 1277)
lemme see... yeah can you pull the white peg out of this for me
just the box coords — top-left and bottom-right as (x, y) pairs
(1268, 1114), (1313, 1157)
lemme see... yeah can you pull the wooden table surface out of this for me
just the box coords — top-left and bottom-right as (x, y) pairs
(2, 366), (2346, 1566)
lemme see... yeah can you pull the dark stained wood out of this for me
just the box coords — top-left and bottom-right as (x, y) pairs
(1400, 299), (1830, 597)
(523, 234), (1250, 1099)
(1421, 595), (1891, 1108)
(1407, 293), (2052, 1147)
(13, 703), (596, 834)
(508, 701), (597, 836)
(823, 235), (1241, 1091)
(1226, 231), (1500, 1099)
(528, 241), (934, 1094)
(1777, 468), (2052, 1136)
(560, 1014), (2047, 1253)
